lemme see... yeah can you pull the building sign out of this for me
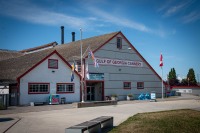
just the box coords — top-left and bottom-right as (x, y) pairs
(96, 58), (143, 67)
(88, 73), (104, 80)
(0, 89), (9, 94)
(150, 92), (156, 101)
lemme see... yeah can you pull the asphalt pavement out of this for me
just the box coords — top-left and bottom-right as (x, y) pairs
(0, 94), (200, 133)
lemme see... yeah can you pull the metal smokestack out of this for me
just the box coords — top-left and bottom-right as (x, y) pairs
(72, 32), (75, 42)
(61, 26), (64, 44)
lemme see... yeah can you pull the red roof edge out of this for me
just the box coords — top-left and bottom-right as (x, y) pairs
(93, 31), (120, 53)
(17, 50), (81, 82)
(119, 32), (167, 86)
(172, 86), (200, 89)
(92, 31), (166, 86)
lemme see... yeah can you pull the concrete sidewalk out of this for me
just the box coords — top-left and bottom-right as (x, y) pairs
(0, 97), (200, 133)
(1, 93), (198, 115)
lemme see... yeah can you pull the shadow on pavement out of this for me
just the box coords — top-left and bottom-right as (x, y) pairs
(0, 118), (14, 122)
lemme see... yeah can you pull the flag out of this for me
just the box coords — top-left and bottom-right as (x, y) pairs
(89, 49), (99, 68)
(159, 53), (163, 67)
(86, 62), (89, 79)
(71, 61), (75, 82)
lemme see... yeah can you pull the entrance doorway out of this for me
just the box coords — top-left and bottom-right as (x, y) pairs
(9, 84), (18, 106)
(87, 86), (95, 101)
(86, 81), (104, 101)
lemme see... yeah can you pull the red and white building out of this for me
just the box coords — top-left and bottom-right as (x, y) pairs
(0, 31), (166, 106)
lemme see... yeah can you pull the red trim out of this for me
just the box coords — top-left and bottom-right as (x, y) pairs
(48, 59), (58, 69)
(56, 83), (75, 94)
(120, 32), (166, 85)
(92, 32), (119, 54)
(172, 86), (200, 89)
(84, 32), (119, 59)
(137, 82), (144, 89)
(17, 50), (81, 82)
(123, 82), (131, 89)
(106, 87), (161, 89)
(89, 31), (166, 87)
(86, 80), (104, 82)
(28, 82), (50, 94)
(117, 37), (122, 49)
(107, 80), (163, 83)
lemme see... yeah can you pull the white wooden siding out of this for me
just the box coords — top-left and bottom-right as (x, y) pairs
(20, 53), (80, 105)
(86, 34), (163, 99)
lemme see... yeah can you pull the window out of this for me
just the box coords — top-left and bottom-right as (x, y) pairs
(48, 59), (58, 69)
(29, 83), (50, 94)
(137, 82), (144, 89)
(57, 83), (74, 93)
(76, 61), (81, 72)
(117, 37), (122, 49)
(124, 82), (131, 89)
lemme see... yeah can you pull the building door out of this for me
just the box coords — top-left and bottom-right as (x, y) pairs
(9, 85), (18, 106)
(86, 86), (95, 101)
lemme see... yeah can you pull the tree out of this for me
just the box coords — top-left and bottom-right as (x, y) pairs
(187, 68), (197, 86)
(168, 68), (179, 86)
(181, 78), (188, 86)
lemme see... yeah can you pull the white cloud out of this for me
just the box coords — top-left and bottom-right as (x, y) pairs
(87, 7), (151, 33)
(182, 11), (200, 24)
(158, 0), (193, 17)
(0, 0), (169, 38)
(0, 0), (88, 28)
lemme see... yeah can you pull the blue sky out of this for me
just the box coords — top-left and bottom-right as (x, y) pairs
(0, 0), (200, 81)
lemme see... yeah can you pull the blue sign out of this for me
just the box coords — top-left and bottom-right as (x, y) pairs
(89, 73), (104, 80)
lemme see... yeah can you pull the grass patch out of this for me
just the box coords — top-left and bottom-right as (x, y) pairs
(109, 109), (200, 133)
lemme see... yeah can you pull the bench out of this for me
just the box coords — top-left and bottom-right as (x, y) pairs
(65, 116), (113, 133)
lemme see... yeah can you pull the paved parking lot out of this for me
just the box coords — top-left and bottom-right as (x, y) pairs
(0, 94), (200, 133)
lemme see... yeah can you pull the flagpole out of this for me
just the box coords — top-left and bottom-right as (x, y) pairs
(80, 28), (84, 103)
(160, 53), (164, 99)
(161, 66), (163, 99)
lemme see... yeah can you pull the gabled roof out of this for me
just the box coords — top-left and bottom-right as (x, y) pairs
(20, 41), (58, 53)
(55, 31), (119, 61)
(0, 31), (164, 85)
(0, 31), (119, 82)
(0, 49), (23, 61)
(17, 50), (81, 82)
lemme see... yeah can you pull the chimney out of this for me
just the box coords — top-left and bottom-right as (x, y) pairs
(61, 26), (64, 44)
(72, 32), (75, 42)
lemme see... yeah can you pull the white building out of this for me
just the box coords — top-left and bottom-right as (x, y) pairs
(0, 31), (166, 105)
